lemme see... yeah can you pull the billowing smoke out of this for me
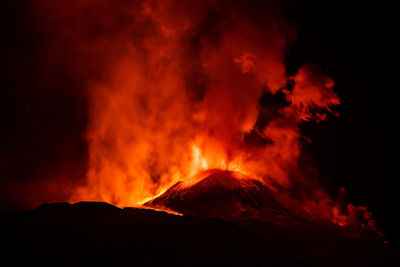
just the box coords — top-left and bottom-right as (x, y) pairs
(1, 0), (378, 231)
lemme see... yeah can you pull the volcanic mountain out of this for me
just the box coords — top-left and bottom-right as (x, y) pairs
(145, 169), (386, 240)
(3, 185), (398, 266)
(146, 169), (289, 220)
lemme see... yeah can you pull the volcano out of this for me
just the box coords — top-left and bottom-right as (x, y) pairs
(146, 169), (289, 220)
(146, 169), (387, 241)
(2, 196), (398, 266)
(2, 0), (399, 265)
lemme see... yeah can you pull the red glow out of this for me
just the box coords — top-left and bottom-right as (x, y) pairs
(28, 0), (378, 233)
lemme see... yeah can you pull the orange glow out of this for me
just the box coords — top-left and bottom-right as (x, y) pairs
(67, 0), (301, 207)
(27, 0), (375, 231)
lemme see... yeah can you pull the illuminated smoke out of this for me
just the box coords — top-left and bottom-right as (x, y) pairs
(20, 0), (378, 231)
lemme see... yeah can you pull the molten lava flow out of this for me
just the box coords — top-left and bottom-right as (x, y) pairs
(29, 0), (376, 233)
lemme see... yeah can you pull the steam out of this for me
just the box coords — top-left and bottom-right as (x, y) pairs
(60, 0), (300, 204)
(16, 0), (378, 231)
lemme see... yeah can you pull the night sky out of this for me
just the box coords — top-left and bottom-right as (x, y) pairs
(1, 0), (399, 243)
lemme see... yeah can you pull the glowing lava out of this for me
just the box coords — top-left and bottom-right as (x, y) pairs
(28, 0), (375, 233)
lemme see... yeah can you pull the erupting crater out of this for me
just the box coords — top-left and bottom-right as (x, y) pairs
(145, 169), (385, 242)
(146, 169), (289, 220)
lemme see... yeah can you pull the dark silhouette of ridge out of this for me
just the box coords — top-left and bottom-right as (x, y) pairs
(1, 200), (399, 266)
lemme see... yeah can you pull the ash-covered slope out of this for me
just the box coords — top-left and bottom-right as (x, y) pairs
(0, 169), (397, 266)
(146, 169), (387, 242)
(0, 202), (304, 266)
(146, 169), (289, 220)
(1, 201), (399, 266)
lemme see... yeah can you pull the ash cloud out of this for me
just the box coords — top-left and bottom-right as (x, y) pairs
(0, 0), (378, 231)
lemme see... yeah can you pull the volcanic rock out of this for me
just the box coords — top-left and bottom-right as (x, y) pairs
(145, 169), (389, 241)
(145, 169), (290, 221)
(1, 201), (399, 266)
